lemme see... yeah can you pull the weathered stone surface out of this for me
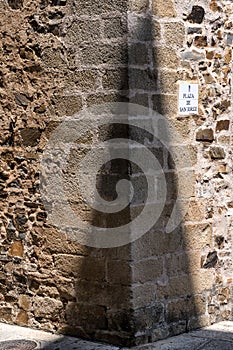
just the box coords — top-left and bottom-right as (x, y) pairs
(33, 296), (63, 320)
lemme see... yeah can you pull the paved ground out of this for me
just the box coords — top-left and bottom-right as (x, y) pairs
(1, 321), (233, 349)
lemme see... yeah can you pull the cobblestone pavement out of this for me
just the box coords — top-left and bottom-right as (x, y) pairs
(1, 321), (233, 349)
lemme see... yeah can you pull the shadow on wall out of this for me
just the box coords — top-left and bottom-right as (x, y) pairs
(52, 2), (202, 347)
(38, 0), (203, 348)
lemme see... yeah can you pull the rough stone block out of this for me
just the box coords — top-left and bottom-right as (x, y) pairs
(163, 22), (185, 48)
(18, 295), (32, 311)
(86, 93), (128, 107)
(128, 68), (157, 91)
(128, 42), (149, 65)
(103, 16), (128, 39)
(157, 274), (193, 299)
(129, 0), (149, 13)
(19, 128), (41, 147)
(80, 43), (128, 66)
(102, 68), (128, 90)
(128, 16), (161, 42)
(66, 302), (107, 331)
(154, 46), (180, 69)
(51, 95), (82, 116)
(196, 128), (214, 142)
(129, 93), (149, 107)
(106, 260), (131, 285)
(131, 227), (183, 260)
(107, 309), (133, 332)
(216, 120), (230, 132)
(152, 0), (177, 17)
(152, 94), (178, 117)
(33, 296), (63, 320)
(75, 280), (131, 309)
(132, 283), (156, 309)
(0, 307), (13, 322)
(183, 223), (212, 251)
(134, 303), (164, 330)
(209, 146), (226, 159)
(65, 20), (100, 44)
(132, 257), (163, 283)
(185, 199), (205, 221)
(54, 255), (105, 281)
(15, 310), (28, 326)
(65, 70), (99, 91)
(159, 70), (181, 94)
(74, 0), (128, 15)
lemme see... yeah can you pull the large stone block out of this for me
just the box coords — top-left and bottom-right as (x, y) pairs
(102, 68), (128, 90)
(154, 47), (180, 69)
(134, 303), (164, 330)
(65, 302), (107, 331)
(128, 16), (161, 42)
(152, 0), (177, 17)
(80, 43), (128, 66)
(74, 0), (128, 15)
(163, 22), (185, 48)
(106, 260), (131, 285)
(128, 42), (149, 65)
(75, 280), (131, 309)
(50, 95), (83, 116)
(132, 283), (157, 309)
(128, 68), (158, 91)
(132, 257), (163, 283)
(33, 296), (63, 320)
(129, 0), (149, 13)
(54, 254), (105, 281)
(183, 223), (212, 251)
(65, 70), (99, 91)
(103, 16), (128, 39)
(65, 20), (101, 44)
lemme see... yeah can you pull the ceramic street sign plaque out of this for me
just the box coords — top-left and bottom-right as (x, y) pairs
(178, 83), (199, 115)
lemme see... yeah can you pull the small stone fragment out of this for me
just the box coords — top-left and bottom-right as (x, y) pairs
(8, 241), (24, 258)
(209, 146), (226, 159)
(216, 120), (230, 132)
(186, 6), (205, 24)
(224, 48), (232, 64)
(194, 35), (208, 47)
(16, 310), (29, 325)
(203, 251), (218, 268)
(215, 236), (224, 249)
(181, 49), (205, 61)
(196, 128), (214, 142)
(14, 93), (29, 107)
(210, 0), (222, 12)
(187, 27), (202, 34)
(19, 128), (41, 147)
(206, 50), (215, 59)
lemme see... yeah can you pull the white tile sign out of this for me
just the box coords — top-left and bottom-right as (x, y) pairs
(178, 83), (199, 115)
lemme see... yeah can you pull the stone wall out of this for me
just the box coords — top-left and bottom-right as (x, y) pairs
(0, 0), (232, 347)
